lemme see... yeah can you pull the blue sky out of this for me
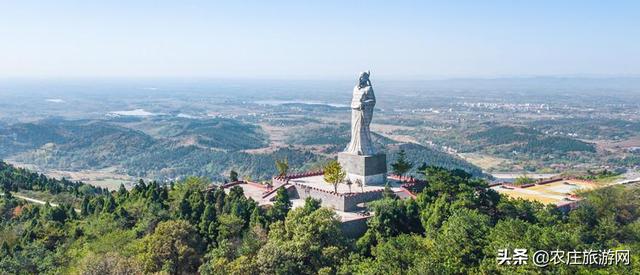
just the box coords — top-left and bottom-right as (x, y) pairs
(0, 1), (638, 79)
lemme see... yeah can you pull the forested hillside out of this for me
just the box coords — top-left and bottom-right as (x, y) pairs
(121, 147), (323, 181)
(388, 143), (485, 177)
(1, 119), (485, 181)
(1, 119), (303, 181)
(1, 161), (638, 274)
(470, 125), (596, 155)
(470, 125), (540, 145)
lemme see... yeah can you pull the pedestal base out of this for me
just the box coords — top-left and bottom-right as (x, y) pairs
(338, 152), (387, 186)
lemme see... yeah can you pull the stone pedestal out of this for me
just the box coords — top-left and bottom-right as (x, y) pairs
(338, 152), (387, 186)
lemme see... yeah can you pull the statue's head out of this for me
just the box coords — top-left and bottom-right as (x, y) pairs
(358, 71), (370, 87)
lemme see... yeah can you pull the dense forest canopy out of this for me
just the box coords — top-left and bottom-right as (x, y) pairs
(1, 160), (638, 274)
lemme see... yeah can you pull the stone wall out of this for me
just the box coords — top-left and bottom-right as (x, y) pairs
(340, 216), (370, 238)
(289, 182), (383, 211)
(343, 190), (383, 210)
(290, 183), (346, 210)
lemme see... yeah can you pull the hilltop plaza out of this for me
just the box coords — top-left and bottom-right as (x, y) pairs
(221, 72), (415, 235)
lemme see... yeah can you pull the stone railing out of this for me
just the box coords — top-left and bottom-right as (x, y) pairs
(245, 181), (268, 189)
(221, 181), (244, 188)
(501, 177), (564, 189)
(272, 170), (324, 182)
(290, 181), (338, 196)
(388, 174), (418, 183)
(289, 181), (384, 198)
(272, 176), (288, 186)
(261, 182), (287, 199)
(399, 188), (417, 199)
(568, 194), (581, 200)
(287, 170), (325, 179)
(267, 170), (324, 198)
(488, 182), (503, 187)
(400, 178), (427, 196)
(344, 187), (385, 198)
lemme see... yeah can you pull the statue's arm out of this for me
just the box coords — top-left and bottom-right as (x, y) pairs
(362, 87), (375, 103)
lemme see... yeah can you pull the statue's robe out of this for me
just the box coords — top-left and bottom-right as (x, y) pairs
(345, 84), (376, 155)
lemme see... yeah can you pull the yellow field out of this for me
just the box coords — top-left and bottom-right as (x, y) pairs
(458, 153), (509, 170)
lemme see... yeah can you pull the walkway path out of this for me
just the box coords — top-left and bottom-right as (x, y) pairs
(1, 192), (81, 213)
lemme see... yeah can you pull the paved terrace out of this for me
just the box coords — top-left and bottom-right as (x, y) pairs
(221, 174), (416, 222)
(491, 178), (599, 206)
(222, 181), (372, 222)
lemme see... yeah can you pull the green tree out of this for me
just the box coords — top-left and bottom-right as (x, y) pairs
(200, 253), (258, 275)
(514, 174), (535, 186)
(250, 206), (266, 229)
(78, 252), (143, 275)
(430, 208), (490, 273)
(1, 241), (10, 257)
(102, 195), (116, 213)
(240, 224), (268, 257)
(302, 197), (322, 215)
(421, 194), (452, 234)
(188, 190), (205, 224)
(391, 149), (413, 180)
(81, 196), (90, 216)
(383, 183), (396, 199)
(44, 204), (67, 223)
(270, 187), (291, 222)
(323, 160), (345, 193)
(364, 198), (407, 242)
(256, 207), (345, 274)
(357, 234), (430, 274)
(138, 220), (204, 274)
(229, 170), (239, 182)
(117, 184), (128, 199)
(199, 204), (218, 243)
(217, 214), (246, 252)
(178, 191), (193, 220)
(275, 158), (289, 177)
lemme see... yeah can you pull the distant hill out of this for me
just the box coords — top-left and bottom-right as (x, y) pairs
(0, 119), (279, 181)
(152, 118), (268, 151)
(469, 125), (595, 155)
(470, 126), (539, 145)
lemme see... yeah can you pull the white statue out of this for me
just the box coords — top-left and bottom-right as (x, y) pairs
(345, 71), (377, 155)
